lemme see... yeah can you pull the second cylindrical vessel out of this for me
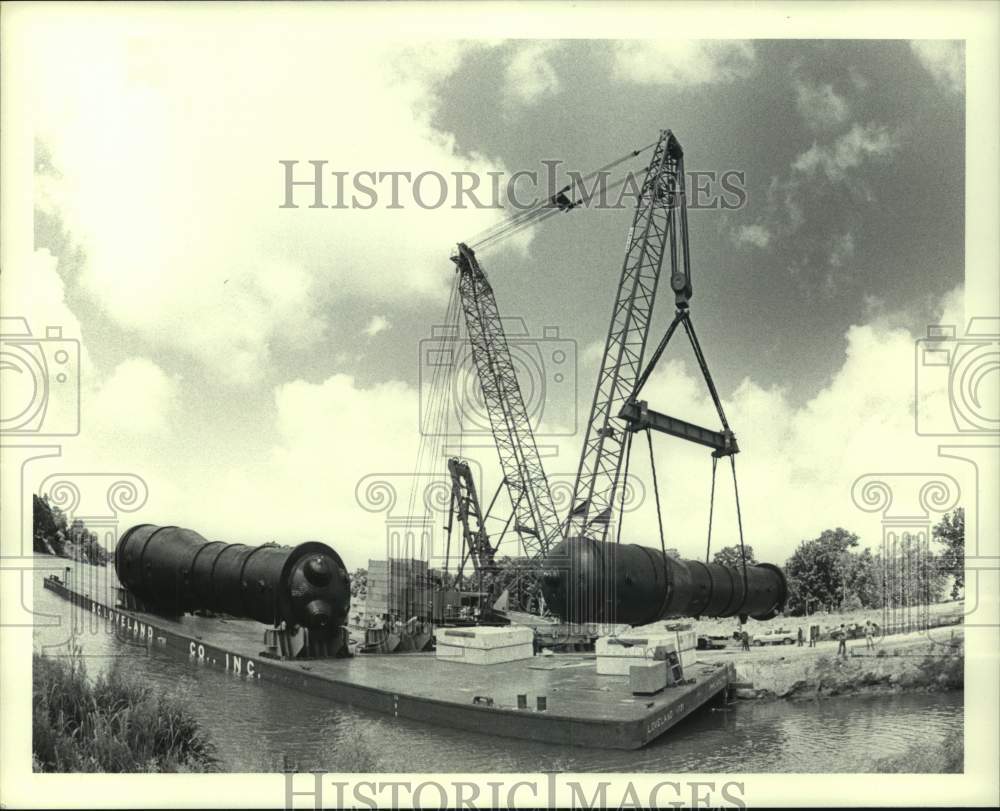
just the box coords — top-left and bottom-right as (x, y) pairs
(115, 524), (351, 631)
(540, 537), (787, 626)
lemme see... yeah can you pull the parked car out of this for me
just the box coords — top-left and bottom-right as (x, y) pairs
(697, 634), (729, 650)
(752, 628), (797, 646)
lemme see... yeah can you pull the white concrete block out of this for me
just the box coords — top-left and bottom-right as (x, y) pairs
(435, 625), (534, 665)
(595, 633), (677, 676)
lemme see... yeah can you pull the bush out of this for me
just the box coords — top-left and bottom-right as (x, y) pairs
(33, 649), (217, 772)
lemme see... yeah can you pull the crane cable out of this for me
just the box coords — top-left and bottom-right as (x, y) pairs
(465, 141), (657, 250)
(730, 454), (750, 598)
(705, 455), (719, 564)
(703, 454), (749, 591)
(404, 273), (462, 600)
(465, 141), (655, 245)
(471, 174), (637, 252)
(615, 428), (635, 545)
(645, 428), (670, 584)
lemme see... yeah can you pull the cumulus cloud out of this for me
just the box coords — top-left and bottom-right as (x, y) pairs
(793, 123), (898, 182)
(89, 358), (179, 436)
(504, 42), (561, 106)
(910, 41), (964, 94)
(794, 78), (849, 130)
(611, 40), (755, 86)
(23, 11), (514, 386)
(733, 224), (772, 249)
(363, 315), (391, 338)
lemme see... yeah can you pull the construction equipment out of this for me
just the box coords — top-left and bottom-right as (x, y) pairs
(541, 129), (783, 625)
(447, 242), (564, 610)
(435, 144), (661, 619)
(444, 457), (499, 579)
(562, 129), (713, 542)
(443, 129), (783, 627)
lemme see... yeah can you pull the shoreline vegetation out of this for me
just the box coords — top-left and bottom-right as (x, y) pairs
(32, 646), (217, 773)
(32, 494), (110, 567)
(726, 631), (964, 701)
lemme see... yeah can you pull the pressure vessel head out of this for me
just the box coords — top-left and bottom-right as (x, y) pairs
(303, 555), (333, 587)
(286, 543), (351, 630)
(304, 599), (333, 628)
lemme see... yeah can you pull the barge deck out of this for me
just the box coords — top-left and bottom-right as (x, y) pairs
(42, 574), (734, 750)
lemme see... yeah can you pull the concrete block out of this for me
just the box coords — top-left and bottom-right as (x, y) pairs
(675, 629), (697, 652)
(630, 622), (697, 653)
(436, 625), (534, 665)
(596, 633), (677, 676)
(629, 660), (667, 695)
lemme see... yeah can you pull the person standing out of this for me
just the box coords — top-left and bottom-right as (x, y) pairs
(865, 620), (875, 650)
(741, 628), (751, 652)
(797, 626), (804, 647)
(836, 624), (848, 658)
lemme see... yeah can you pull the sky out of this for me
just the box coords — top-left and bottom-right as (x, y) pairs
(2, 6), (980, 571)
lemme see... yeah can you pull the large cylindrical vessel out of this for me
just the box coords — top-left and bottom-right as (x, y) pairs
(540, 537), (787, 626)
(115, 524), (351, 630)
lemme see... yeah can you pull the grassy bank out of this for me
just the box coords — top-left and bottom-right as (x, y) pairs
(728, 631), (963, 700)
(33, 649), (217, 772)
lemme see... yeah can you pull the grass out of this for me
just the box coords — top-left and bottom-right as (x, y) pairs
(32, 646), (218, 772)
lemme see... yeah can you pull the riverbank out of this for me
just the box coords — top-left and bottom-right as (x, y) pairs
(716, 628), (964, 700)
(32, 649), (218, 772)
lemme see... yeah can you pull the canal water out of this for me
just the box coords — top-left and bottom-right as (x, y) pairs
(32, 570), (962, 773)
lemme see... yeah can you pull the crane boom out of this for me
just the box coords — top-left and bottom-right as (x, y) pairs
(564, 129), (686, 541)
(446, 457), (496, 576)
(450, 243), (562, 580)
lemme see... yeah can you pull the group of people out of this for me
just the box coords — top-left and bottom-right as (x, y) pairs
(738, 619), (879, 656)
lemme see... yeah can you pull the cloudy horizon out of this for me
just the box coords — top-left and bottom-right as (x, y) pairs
(3, 10), (978, 571)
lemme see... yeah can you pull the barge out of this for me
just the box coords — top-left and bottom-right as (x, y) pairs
(41, 572), (735, 751)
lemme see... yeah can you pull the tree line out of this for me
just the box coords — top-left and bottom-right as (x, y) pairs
(32, 494), (110, 567)
(769, 507), (964, 616)
(349, 507), (965, 619)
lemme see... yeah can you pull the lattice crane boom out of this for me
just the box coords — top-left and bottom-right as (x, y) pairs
(450, 243), (563, 569)
(564, 130), (686, 541)
(445, 457), (496, 576)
